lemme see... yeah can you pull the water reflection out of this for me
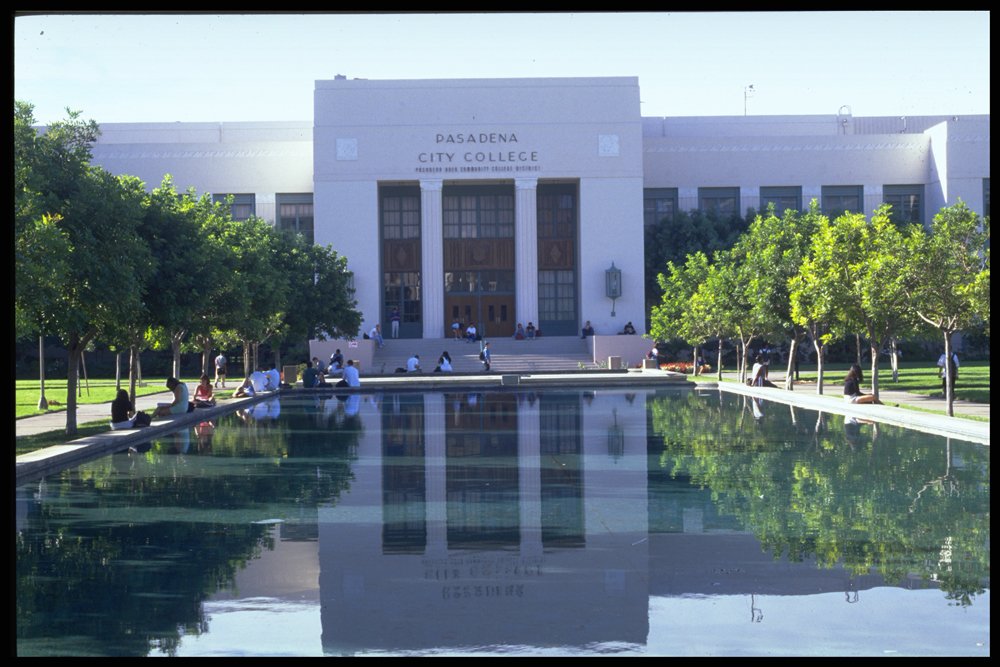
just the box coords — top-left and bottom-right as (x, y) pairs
(15, 389), (990, 656)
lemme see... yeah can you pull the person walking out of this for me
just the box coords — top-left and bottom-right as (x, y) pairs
(481, 341), (492, 372)
(938, 349), (959, 397)
(214, 352), (227, 388)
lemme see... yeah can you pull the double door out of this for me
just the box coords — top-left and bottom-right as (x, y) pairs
(446, 294), (515, 339)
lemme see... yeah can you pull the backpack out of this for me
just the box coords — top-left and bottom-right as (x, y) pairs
(479, 350), (486, 361)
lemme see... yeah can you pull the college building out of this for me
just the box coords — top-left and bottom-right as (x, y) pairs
(88, 76), (991, 340)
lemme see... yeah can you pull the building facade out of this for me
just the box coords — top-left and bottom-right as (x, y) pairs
(88, 77), (990, 340)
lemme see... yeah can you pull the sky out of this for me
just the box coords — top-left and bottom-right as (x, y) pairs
(14, 12), (991, 125)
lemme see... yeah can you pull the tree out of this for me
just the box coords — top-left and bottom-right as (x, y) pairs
(15, 103), (152, 436)
(908, 202), (990, 416)
(685, 256), (738, 380)
(792, 206), (920, 400)
(644, 207), (750, 311)
(733, 204), (822, 390)
(648, 251), (710, 345)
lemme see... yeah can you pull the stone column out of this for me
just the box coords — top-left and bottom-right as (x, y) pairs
(515, 178), (539, 329)
(420, 180), (445, 338)
(424, 393), (448, 557)
(517, 398), (542, 558)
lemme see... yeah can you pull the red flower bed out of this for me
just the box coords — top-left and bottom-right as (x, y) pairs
(662, 362), (692, 373)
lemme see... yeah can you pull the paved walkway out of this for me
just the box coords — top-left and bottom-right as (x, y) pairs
(706, 371), (990, 420)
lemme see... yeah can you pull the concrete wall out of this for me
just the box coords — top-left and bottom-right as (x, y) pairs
(90, 121), (313, 217)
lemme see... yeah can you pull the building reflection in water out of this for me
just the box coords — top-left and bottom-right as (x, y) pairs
(319, 390), (650, 654)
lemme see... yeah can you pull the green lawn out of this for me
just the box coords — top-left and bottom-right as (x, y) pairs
(791, 361), (990, 404)
(15, 378), (202, 419)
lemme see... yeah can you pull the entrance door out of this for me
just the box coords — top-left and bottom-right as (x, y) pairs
(446, 296), (479, 338)
(480, 294), (515, 338)
(445, 294), (516, 339)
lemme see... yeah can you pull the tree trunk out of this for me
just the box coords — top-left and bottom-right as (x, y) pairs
(63, 328), (97, 438)
(813, 335), (825, 395)
(65, 332), (81, 438)
(890, 337), (899, 382)
(943, 331), (955, 417)
(198, 335), (212, 377)
(716, 338), (724, 382)
(129, 344), (140, 407)
(785, 335), (802, 391)
(171, 329), (185, 379)
(869, 340), (884, 402)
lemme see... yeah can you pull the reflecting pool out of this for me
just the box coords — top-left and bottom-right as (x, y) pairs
(16, 388), (990, 656)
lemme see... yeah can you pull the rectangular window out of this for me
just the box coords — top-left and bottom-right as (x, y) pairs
(382, 194), (421, 239)
(213, 193), (255, 221)
(760, 186), (801, 217)
(443, 191), (514, 239)
(538, 270), (576, 321)
(822, 185), (863, 218)
(883, 184), (923, 225)
(643, 188), (678, 227)
(276, 193), (314, 244)
(698, 187), (739, 217)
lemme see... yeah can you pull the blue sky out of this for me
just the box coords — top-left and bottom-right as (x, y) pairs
(15, 12), (990, 124)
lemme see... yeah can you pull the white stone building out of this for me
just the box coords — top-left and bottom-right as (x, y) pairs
(88, 76), (990, 340)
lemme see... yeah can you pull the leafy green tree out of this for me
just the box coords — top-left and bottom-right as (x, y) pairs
(685, 255), (738, 380)
(223, 217), (290, 377)
(648, 251), (710, 346)
(15, 103), (153, 435)
(644, 207), (751, 311)
(732, 205), (822, 389)
(792, 206), (919, 400)
(908, 202), (990, 415)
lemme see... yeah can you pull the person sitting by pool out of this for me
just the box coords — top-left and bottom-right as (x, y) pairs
(193, 374), (216, 407)
(466, 324), (477, 343)
(748, 354), (778, 388)
(526, 322), (536, 340)
(435, 351), (453, 372)
(233, 377), (255, 397)
(111, 389), (137, 430)
(335, 359), (361, 387)
(151, 377), (190, 418)
(581, 321), (595, 338)
(329, 349), (344, 372)
(843, 364), (885, 405)
(513, 323), (525, 339)
(301, 360), (319, 388)
(407, 354), (422, 372)
(695, 354), (710, 376)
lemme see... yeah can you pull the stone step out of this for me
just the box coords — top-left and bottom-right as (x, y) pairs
(370, 335), (592, 374)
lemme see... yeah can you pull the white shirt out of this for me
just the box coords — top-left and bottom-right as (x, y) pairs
(265, 369), (281, 390)
(249, 370), (269, 392)
(466, 326), (476, 336)
(439, 359), (453, 372)
(938, 353), (959, 368)
(407, 356), (421, 372)
(343, 365), (360, 387)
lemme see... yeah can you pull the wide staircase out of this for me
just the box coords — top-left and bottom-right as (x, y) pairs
(369, 335), (592, 374)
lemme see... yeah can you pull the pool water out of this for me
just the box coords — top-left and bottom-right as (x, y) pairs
(16, 388), (990, 656)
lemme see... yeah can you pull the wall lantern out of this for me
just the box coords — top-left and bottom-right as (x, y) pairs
(605, 262), (622, 317)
